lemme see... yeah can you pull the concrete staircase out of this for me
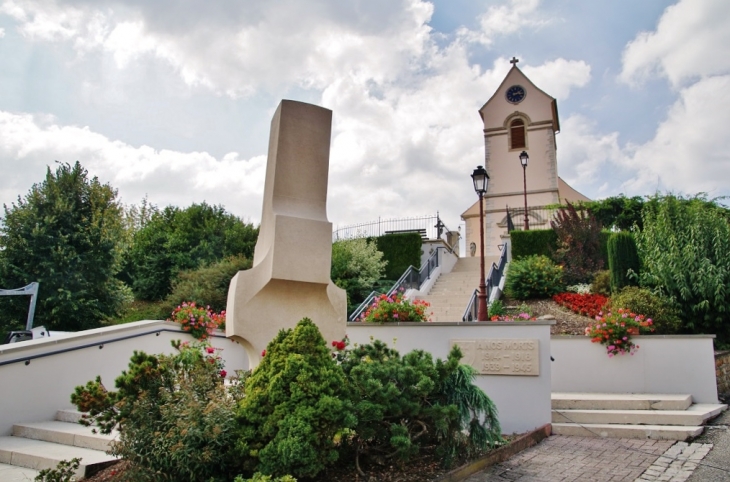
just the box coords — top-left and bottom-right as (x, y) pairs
(0, 409), (118, 480)
(417, 256), (499, 322)
(551, 393), (727, 441)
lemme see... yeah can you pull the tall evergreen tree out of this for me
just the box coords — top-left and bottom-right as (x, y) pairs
(0, 162), (128, 333)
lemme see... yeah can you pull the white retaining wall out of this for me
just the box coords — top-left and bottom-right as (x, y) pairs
(346, 321), (553, 434)
(0, 320), (248, 436)
(550, 335), (719, 404)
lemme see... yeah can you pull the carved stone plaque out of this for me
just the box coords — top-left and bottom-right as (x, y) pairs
(450, 339), (539, 376)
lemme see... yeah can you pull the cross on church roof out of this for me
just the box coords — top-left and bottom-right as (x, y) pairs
(510, 57), (519, 66)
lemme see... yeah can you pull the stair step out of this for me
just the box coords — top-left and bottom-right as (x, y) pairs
(552, 404), (727, 426)
(552, 393), (693, 411)
(14, 421), (117, 451)
(0, 436), (118, 478)
(0, 462), (40, 481)
(551, 422), (703, 441)
(56, 409), (85, 424)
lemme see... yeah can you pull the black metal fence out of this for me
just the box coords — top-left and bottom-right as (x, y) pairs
(462, 241), (510, 322)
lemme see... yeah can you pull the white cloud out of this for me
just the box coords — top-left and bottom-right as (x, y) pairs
(522, 58), (591, 100)
(622, 75), (730, 196)
(457, 0), (549, 46)
(620, 0), (730, 87)
(0, 27), (5, 37)
(0, 110), (267, 220)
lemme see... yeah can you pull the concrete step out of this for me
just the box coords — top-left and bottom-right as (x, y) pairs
(56, 409), (84, 424)
(0, 436), (118, 479)
(551, 422), (703, 441)
(552, 404), (727, 426)
(0, 462), (40, 481)
(552, 393), (693, 411)
(13, 421), (117, 452)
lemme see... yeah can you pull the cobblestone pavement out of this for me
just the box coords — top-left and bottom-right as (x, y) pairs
(686, 408), (730, 482)
(464, 435), (675, 482)
(637, 442), (713, 482)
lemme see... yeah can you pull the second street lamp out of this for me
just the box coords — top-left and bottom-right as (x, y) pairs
(471, 165), (489, 322)
(519, 150), (530, 230)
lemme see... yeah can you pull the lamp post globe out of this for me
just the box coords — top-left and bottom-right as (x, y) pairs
(471, 165), (490, 322)
(519, 151), (530, 230)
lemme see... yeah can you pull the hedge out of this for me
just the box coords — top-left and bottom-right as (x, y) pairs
(372, 233), (422, 280)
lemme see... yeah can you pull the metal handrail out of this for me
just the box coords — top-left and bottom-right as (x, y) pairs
(0, 327), (229, 368)
(461, 241), (509, 322)
(348, 247), (445, 321)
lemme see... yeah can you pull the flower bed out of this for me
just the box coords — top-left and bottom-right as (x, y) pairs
(360, 290), (431, 323)
(552, 292), (608, 319)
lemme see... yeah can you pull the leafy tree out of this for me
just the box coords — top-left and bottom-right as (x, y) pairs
(235, 318), (355, 479)
(164, 254), (253, 314)
(123, 203), (258, 301)
(550, 201), (604, 284)
(331, 238), (387, 310)
(582, 195), (645, 231)
(0, 161), (128, 333)
(635, 194), (730, 342)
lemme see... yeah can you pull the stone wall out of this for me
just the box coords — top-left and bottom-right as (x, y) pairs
(716, 350), (730, 397)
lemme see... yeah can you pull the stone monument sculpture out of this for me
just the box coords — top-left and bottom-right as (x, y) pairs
(226, 100), (347, 367)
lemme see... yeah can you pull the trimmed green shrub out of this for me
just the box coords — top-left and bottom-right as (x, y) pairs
(165, 254), (252, 313)
(551, 202), (604, 284)
(607, 232), (640, 293)
(235, 319), (355, 479)
(609, 286), (682, 335)
(374, 232), (422, 280)
(636, 194), (730, 341)
(598, 230), (611, 269)
(591, 270), (611, 296)
(510, 229), (558, 259)
(505, 255), (564, 300)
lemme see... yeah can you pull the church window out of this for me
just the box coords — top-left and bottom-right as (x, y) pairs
(510, 119), (526, 150)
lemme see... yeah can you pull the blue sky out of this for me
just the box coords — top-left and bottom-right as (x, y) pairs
(1, 0), (728, 232)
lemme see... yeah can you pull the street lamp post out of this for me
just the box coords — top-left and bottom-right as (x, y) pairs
(520, 150), (530, 230)
(471, 165), (490, 322)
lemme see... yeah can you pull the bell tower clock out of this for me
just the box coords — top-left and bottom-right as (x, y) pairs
(461, 57), (587, 257)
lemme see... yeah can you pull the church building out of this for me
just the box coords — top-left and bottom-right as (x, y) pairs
(461, 58), (589, 258)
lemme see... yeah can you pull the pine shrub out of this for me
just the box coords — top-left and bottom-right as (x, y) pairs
(235, 318), (355, 479)
(505, 255), (564, 300)
(607, 232), (640, 293)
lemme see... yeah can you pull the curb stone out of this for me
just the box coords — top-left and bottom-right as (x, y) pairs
(435, 424), (552, 482)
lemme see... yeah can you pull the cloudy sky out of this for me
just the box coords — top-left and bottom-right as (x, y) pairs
(1, 0), (728, 232)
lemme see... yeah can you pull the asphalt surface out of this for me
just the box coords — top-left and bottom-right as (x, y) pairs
(686, 408), (730, 482)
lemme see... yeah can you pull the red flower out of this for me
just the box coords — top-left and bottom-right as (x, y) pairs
(261, 349), (266, 357)
(220, 370), (227, 378)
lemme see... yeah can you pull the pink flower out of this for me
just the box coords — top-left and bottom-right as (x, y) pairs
(206, 346), (215, 354)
